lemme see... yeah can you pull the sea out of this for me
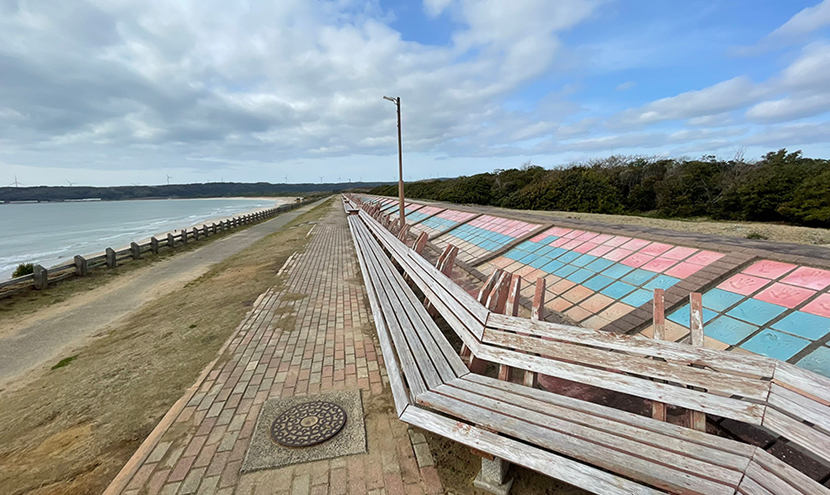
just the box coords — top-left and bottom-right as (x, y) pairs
(0, 197), (291, 279)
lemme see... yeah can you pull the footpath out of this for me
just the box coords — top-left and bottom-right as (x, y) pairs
(0, 198), (326, 387)
(107, 201), (444, 495)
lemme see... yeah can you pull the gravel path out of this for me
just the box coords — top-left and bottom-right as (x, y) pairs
(0, 198), (327, 387)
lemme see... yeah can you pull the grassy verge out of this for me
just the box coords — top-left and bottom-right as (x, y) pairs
(0, 199), (334, 495)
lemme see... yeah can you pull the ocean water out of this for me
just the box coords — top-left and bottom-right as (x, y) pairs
(0, 198), (290, 279)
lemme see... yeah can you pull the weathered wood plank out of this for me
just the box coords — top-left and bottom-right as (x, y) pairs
(751, 448), (830, 495)
(768, 383), (830, 433)
(652, 289), (668, 422)
(773, 361), (830, 406)
(761, 407), (830, 464)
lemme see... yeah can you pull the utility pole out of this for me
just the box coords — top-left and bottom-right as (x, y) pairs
(383, 96), (404, 227)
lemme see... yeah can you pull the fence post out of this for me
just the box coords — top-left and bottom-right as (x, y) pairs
(181, 229), (188, 245)
(74, 255), (88, 276)
(106, 248), (117, 268)
(131, 242), (141, 260)
(193, 227), (200, 241)
(33, 264), (48, 289)
(167, 232), (176, 249)
(151, 237), (159, 254)
(652, 289), (667, 422)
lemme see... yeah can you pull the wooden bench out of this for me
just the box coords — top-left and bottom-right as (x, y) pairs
(345, 194), (830, 495)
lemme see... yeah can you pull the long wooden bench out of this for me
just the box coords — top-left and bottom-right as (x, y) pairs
(344, 195), (830, 495)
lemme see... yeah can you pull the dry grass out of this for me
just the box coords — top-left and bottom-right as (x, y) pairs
(0, 199), (333, 495)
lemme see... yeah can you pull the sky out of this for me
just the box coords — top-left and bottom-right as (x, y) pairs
(2, 0), (830, 186)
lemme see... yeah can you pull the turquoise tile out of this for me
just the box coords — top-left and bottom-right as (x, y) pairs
(601, 264), (634, 279)
(540, 236), (558, 244)
(541, 260), (564, 273)
(536, 245), (556, 256)
(571, 254), (597, 268)
(741, 329), (809, 361)
(772, 311), (830, 341)
(601, 281), (636, 299)
(518, 253), (538, 264)
(705, 316), (758, 346)
(585, 258), (614, 272)
(798, 347), (830, 379)
(643, 275), (680, 291)
(549, 248), (568, 260)
(503, 250), (522, 261)
(701, 288), (744, 312)
(567, 268), (594, 284)
(622, 269), (656, 286)
(727, 299), (787, 326)
(558, 251), (581, 263)
(554, 265), (578, 277)
(668, 305), (718, 327)
(622, 289), (653, 307)
(516, 241), (536, 251)
(529, 257), (550, 269)
(584, 274), (615, 291)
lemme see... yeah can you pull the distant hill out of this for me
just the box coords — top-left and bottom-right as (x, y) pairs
(0, 182), (390, 203)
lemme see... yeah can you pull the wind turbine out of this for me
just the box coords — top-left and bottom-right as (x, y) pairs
(319, 176), (323, 184)
(10, 176), (23, 187)
(284, 176), (288, 184)
(66, 179), (75, 186)
(166, 174), (172, 185)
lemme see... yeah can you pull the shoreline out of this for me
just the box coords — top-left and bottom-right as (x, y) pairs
(0, 195), (298, 205)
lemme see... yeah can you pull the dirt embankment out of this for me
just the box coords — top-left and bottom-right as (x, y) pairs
(0, 200), (332, 495)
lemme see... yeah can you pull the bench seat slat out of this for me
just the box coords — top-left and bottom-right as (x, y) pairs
(348, 217), (410, 415)
(768, 383), (830, 434)
(400, 406), (666, 495)
(487, 313), (776, 378)
(761, 407), (830, 465)
(450, 377), (751, 471)
(484, 328), (769, 400)
(419, 388), (737, 495)
(750, 449), (830, 495)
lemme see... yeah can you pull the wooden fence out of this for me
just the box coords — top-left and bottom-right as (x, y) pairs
(0, 200), (310, 299)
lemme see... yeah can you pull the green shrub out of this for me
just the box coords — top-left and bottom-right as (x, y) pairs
(12, 263), (34, 278)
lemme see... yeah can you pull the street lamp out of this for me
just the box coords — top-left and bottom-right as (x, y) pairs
(383, 95), (405, 228)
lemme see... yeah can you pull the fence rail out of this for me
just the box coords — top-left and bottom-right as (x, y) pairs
(1, 200), (311, 299)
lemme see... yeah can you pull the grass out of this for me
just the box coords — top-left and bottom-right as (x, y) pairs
(0, 198), (333, 495)
(50, 356), (78, 370)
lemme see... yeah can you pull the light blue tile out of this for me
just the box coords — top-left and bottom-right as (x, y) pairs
(622, 289), (653, 307)
(643, 275), (681, 291)
(798, 347), (830, 379)
(622, 269), (656, 286)
(600, 263), (634, 279)
(567, 268), (594, 284)
(518, 253), (538, 264)
(772, 311), (830, 341)
(701, 288), (745, 312)
(601, 281), (636, 299)
(584, 274), (615, 291)
(667, 305), (718, 327)
(584, 258), (614, 272)
(741, 329), (809, 361)
(727, 299), (787, 326)
(558, 251), (581, 263)
(529, 257), (550, 269)
(705, 316), (758, 346)
(554, 265), (578, 278)
(503, 250), (522, 261)
(541, 260), (564, 273)
(570, 254), (597, 268)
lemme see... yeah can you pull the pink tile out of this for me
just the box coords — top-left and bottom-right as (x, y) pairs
(574, 242), (599, 254)
(603, 236), (631, 247)
(754, 283), (816, 309)
(663, 246), (697, 261)
(548, 227), (573, 236)
(717, 274), (770, 296)
(686, 250), (724, 266)
(621, 238), (651, 251)
(641, 257), (679, 273)
(550, 238), (571, 248)
(563, 230), (584, 239)
(562, 240), (584, 250)
(802, 294), (830, 318)
(604, 248), (634, 262)
(639, 243), (673, 257)
(530, 233), (548, 243)
(621, 253), (655, 268)
(665, 262), (704, 279)
(780, 267), (830, 291)
(587, 245), (615, 257)
(742, 260), (798, 280)
(576, 232), (600, 242)
(592, 234), (613, 245)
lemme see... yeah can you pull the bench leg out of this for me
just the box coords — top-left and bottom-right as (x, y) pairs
(474, 457), (513, 495)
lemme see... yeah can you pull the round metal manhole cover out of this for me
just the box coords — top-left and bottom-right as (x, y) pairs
(270, 401), (347, 447)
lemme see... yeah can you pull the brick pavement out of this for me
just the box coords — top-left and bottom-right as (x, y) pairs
(112, 201), (444, 495)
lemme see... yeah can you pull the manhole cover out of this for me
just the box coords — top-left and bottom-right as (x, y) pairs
(270, 401), (347, 447)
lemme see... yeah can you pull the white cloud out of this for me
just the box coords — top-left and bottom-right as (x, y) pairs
(770, 0), (830, 38)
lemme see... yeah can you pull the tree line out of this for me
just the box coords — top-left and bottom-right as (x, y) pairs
(370, 149), (830, 228)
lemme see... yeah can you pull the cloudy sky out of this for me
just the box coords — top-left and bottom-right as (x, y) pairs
(2, 0), (830, 186)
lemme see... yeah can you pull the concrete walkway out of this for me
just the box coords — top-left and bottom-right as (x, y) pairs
(107, 201), (443, 495)
(0, 198), (327, 387)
